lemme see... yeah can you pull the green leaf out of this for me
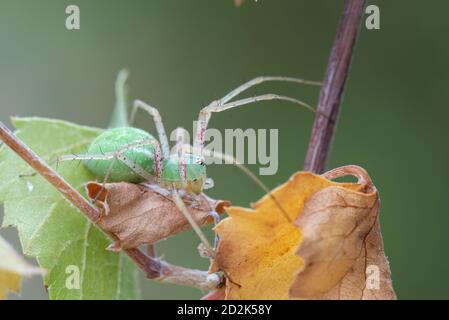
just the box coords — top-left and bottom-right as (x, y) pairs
(0, 117), (140, 299)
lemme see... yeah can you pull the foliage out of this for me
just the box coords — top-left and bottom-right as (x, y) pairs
(212, 169), (396, 299)
(0, 117), (140, 299)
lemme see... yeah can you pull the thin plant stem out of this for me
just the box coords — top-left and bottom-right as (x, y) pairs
(304, 0), (367, 173)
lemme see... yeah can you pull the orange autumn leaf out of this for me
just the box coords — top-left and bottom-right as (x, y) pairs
(290, 166), (396, 299)
(212, 165), (395, 300)
(212, 169), (361, 299)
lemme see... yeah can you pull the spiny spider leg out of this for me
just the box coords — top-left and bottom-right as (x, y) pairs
(58, 152), (154, 182)
(194, 93), (316, 154)
(130, 99), (170, 159)
(219, 76), (321, 105)
(91, 158), (116, 203)
(19, 157), (64, 178)
(206, 210), (220, 250)
(175, 127), (187, 187)
(58, 138), (163, 183)
(174, 129), (221, 250)
(211, 94), (315, 113)
(182, 144), (292, 223)
(117, 154), (156, 182)
(171, 189), (214, 258)
(194, 75), (321, 154)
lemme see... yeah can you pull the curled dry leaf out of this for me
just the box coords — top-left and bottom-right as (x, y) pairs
(212, 165), (396, 300)
(290, 166), (396, 300)
(86, 182), (230, 251)
(0, 235), (45, 299)
(211, 171), (358, 299)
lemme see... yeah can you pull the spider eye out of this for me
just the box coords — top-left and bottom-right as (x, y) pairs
(196, 158), (205, 166)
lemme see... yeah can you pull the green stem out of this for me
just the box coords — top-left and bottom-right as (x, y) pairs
(108, 69), (131, 128)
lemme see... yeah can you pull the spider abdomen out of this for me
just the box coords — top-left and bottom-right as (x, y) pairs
(84, 127), (157, 183)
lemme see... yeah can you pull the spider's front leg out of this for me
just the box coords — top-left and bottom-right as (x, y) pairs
(174, 129), (221, 253)
(130, 99), (170, 159)
(171, 188), (215, 259)
(193, 76), (320, 154)
(205, 210), (220, 251)
(57, 138), (163, 205)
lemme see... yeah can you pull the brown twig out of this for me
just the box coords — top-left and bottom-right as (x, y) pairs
(304, 0), (366, 173)
(0, 121), (218, 292)
(147, 244), (157, 257)
(0, 121), (101, 223)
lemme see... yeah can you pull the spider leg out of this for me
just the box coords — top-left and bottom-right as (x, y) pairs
(219, 76), (321, 105)
(194, 93), (316, 156)
(182, 144), (292, 223)
(192, 76), (321, 153)
(130, 100), (170, 158)
(206, 210), (220, 250)
(90, 158), (116, 204)
(171, 188), (214, 258)
(175, 127), (187, 188)
(57, 138), (163, 183)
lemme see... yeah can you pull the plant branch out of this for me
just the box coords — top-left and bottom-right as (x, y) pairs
(0, 121), (218, 292)
(304, 0), (366, 173)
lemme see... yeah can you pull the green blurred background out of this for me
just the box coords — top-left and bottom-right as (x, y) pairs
(0, 0), (448, 299)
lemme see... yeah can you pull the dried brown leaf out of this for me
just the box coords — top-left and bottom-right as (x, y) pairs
(86, 182), (230, 250)
(212, 165), (395, 300)
(211, 171), (361, 299)
(290, 166), (396, 300)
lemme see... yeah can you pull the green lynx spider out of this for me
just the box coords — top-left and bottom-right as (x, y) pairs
(57, 70), (320, 257)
